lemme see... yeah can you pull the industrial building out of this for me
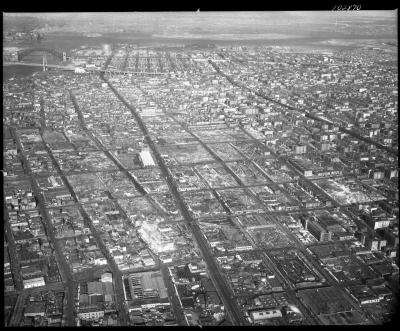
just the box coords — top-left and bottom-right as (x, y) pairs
(301, 217), (332, 242)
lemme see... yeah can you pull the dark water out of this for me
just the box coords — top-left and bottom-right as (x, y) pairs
(3, 65), (43, 82)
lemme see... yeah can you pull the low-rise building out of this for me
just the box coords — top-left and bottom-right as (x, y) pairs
(250, 309), (282, 323)
(139, 150), (156, 167)
(78, 306), (105, 320)
(23, 276), (45, 289)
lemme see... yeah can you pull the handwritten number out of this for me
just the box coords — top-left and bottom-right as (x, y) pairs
(333, 4), (361, 11)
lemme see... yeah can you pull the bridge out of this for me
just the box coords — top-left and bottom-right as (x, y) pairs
(17, 47), (68, 62)
(4, 61), (168, 75)
(4, 61), (75, 71)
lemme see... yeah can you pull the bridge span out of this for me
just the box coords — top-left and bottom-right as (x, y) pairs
(4, 61), (168, 75)
(4, 61), (75, 71)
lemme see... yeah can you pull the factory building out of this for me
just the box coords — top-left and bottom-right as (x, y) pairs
(301, 217), (332, 242)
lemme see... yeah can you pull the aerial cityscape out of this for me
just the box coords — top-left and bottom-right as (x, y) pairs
(2, 11), (398, 326)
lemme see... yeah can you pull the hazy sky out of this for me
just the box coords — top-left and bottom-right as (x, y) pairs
(4, 11), (397, 38)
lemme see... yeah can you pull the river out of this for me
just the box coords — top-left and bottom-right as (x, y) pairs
(3, 65), (44, 82)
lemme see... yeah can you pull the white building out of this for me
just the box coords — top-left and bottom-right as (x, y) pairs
(141, 108), (161, 117)
(139, 150), (156, 167)
(159, 255), (173, 263)
(143, 258), (156, 267)
(74, 67), (86, 74)
(234, 245), (254, 252)
(94, 257), (107, 266)
(101, 272), (113, 283)
(251, 309), (282, 323)
(23, 276), (45, 289)
(78, 307), (105, 321)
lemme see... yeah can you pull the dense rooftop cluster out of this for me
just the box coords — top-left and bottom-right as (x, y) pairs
(3, 41), (398, 326)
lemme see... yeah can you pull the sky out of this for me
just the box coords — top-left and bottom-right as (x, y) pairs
(4, 11), (397, 40)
